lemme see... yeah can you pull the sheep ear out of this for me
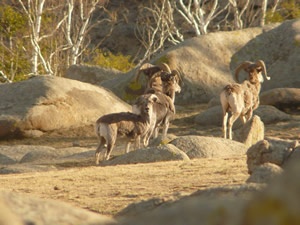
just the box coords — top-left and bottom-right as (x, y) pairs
(150, 94), (158, 102)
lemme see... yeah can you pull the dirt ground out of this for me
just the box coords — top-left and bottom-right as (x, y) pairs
(0, 104), (299, 217)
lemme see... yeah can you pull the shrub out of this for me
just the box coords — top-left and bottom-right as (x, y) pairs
(86, 49), (136, 72)
(266, 0), (300, 24)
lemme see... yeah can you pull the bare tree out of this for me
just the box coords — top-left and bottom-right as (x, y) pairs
(260, 0), (268, 27)
(173, 0), (230, 35)
(135, 0), (181, 67)
(17, 0), (66, 75)
(229, 0), (250, 29)
(65, 0), (110, 65)
(15, 0), (113, 76)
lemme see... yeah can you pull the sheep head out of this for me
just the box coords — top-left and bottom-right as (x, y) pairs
(135, 63), (171, 83)
(235, 60), (270, 83)
(161, 70), (182, 94)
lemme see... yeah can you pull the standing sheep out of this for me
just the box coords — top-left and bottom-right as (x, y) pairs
(220, 60), (270, 139)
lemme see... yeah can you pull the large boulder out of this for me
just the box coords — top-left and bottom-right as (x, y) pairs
(233, 115), (265, 147)
(101, 144), (189, 166)
(0, 145), (96, 173)
(0, 76), (131, 138)
(0, 191), (115, 225)
(246, 163), (283, 184)
(246, 137), (299, 174)
(231, 19), (300, 92)
(260, 88), (300, 110)
(170, 135), (247, 159)
(64, 64), (125, 85)
(101, 27), (264, 104)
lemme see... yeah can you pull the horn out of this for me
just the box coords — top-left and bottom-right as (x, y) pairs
(255, 60), (270, 80)
(235, 61), (253, 83)
(158, 63), (171, 73)
(135, 63), (157, 83)
(172, 70), (183, 86)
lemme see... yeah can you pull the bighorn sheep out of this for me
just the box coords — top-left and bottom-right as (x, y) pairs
(220, 60), (270, 139)
(133, 67), (181, 145)
(95, 94), (158, 164)
(133, 62), (183, 144)
(134, 91), (175, 146)
(135, 63), (182, 97)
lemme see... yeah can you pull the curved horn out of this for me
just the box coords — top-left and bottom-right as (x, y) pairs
(172, 70), (183, 86)
(234, 61), (253, 83)
(255, 60), (270, 80)
(158, 63), (171, 73)
(135, 63), (156, 83)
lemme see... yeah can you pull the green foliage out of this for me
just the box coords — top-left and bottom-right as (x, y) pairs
(87, 49), (136, 72)
(155, 55), (170, 65)
(0, 5), (30, 82)
(0, 5), (27, 38)
(266, 0), (300, 24)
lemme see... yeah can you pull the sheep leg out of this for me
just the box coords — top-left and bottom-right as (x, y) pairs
(222, 111), (229, 139)
(245, 109), (253, 122)
(125, 141), (132, 153)
(134, 136), (140, 150)
(161, 119), (170, 140)
(95, 137), (106, 165)
(228, 112), (240, 140)
(144, 122), (156, 146)
(105, 140), (115, 160)
(153, 127), (160, 139)
(240, 115), (246, 124)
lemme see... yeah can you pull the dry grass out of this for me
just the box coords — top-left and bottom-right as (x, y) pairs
(0, 156), (248, 216)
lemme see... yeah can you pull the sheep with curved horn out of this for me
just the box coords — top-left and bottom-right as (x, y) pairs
(220, 60), (270, 139)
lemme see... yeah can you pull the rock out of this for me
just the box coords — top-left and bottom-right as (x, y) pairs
(0, 145), (56, 162)
(243, 157), (300, 225)
(0, 76), (131, 138)
(246, 163), (283, 184)
(101, 144), (189, 166)
(0, 191), (115, 225)
(254, 105), (292, 124)
(0, 145), (94, 165)
(231, 19), (300, 92)
(0, 164), (59, 174)
(234, 115), (264, 147)
(0, 198), (23, 225)
(99, 19), (300, 105)
(260, 88), (300, 110)
(117, 184), (264, 225)
(207, 96), (220, 108)
(194, 106), (223, 127)
(170, 135), (247, 159)
(64, 64), (124, 85)
(246, 138), (299, 174)
(0, 153), (16, 165)
(148, 134), (179, 147)
(101, 27), (263, 104)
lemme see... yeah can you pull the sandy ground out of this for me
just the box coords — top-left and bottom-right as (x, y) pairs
(0, 103), (298, 217)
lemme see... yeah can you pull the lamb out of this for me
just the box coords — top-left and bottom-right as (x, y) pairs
(133, 66), (182, 145)
(134, 91), (175, 146)
(220, 60), (271, 139)
(95, 93), (158, 164)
